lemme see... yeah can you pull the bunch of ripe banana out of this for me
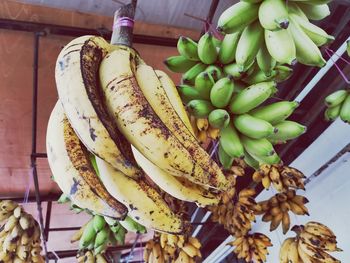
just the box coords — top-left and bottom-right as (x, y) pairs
(192, 117), (221, 145)
(256, 190), (309, 234)
(252, 164), (306, 191)
(227, 232), (272, 262)
(143, 233), (202, 263)
(209, 188), (262, 237)
(324, 89), (350, 123)
(0, 200), (45, 262)
(76, 250), (109, 263)
(49, 35), (236, 234)
(280, 221), (342, 263)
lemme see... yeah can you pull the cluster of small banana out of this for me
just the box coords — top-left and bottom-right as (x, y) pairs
(280, 221), (342, 263)
(218, 0), (333, 68)
(256, 190), (309, 234)
(165, 35), (306, 169)
(192, 117), (220, 145)
(227, 232), (272, 262)
(209, 188), (261, 237)
(71, 214), (146, 256)
(252, 164), (306, 191)
(324, 89), (350, 123)
(49, 34), (234, 235)
(76, 250), (108, 263)
(0, 200), (45, 262)
(144, 233), (201, 263)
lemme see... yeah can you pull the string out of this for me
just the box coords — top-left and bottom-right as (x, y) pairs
(23, 167), (34, 204)
(325, 47), (350, 65)
(51, 251), (60, 261)
(325, 49), (350, 84)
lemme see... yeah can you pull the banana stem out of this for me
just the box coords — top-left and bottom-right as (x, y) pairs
(110, 1), (137, 46)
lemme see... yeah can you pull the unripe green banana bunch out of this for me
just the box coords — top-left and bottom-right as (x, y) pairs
(324, 89), (350, 123)
(215, 0), (334, 68)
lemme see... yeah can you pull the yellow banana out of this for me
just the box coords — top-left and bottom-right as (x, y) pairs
(280, 237), (294, 263)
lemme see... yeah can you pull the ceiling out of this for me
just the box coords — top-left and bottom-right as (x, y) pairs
(12, 0), (236, 30)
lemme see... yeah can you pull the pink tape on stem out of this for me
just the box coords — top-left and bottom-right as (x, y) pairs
(114, 17), (134, 29)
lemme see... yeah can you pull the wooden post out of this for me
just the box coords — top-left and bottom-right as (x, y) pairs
(110, 1), (137, 46)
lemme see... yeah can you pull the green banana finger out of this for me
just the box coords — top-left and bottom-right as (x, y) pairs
(219, 32), (241, 64)
(259, 0), (289, 30)
(103, 216), (118, 226)
(187, 99), (214, 118)
(268, 120), (306, 141)
(340, 94), (350, 123)
(250, 151), (281, 165)
(94, 228), (109, 248)
(298, 3), (330, 21)
(178, 84), (204, 103)
(242, 67), (277, 85)
(114, 227), (126, 245)
(94, 243), (108, 255)
(218, 143), (234, 170)
(325, 104), (341, 122)
(241, 135), (275, 157)
(243, 150), (260, 170)
(250, 101), (299, 125)
(257, 41), (276, 77)
(80, 220), (97, 248)
(210, 76), (235, 108)
(177, 36), (199, 61)
(208, 109), (230, 129)
(265, 29), (296, 65)
(223, 63), (245, 79)
(234, 114), (277, 139)
(219, 122), (245, 158)
(229, 81), (277, 114)
(198, 32), (218, 64)
(182, 62), (207, 85)
(324, 90), (348, 107)
(274, 65), (293, 83)
(195, 71), (215, 100)
(93, 215), (106, 232)
(164, 55), (196, 73)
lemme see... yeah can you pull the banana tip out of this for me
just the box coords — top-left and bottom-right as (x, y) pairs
(273, 128), (278, 134)
(278, 20), (289, 30)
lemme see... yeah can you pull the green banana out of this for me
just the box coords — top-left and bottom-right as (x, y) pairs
(250, 101), (299, 124)
(164, 56), (197, 73)
(205, 65), (223, 81)
(258, 0), (289, 30)
(340, 94), (350, 123)
(218, 32), (241, 64)
(110, 224), (121, 234)
(93, 215), (106, 232)
(265, 29), (296, 65)
(178, 84), (204, 103)
(274, 65), (293, 82)
(235, 20), (264, 69)
(325, 104), (341, 121)
(210, 76), (235, 108)
(242, 66), (277, 85)
(213, 37), (222, 49)
(94, 228), (109, 248)
(268, 120), (306, 141)
(197, 32), (218, 64)
(251, 152), (281, 165)
(208, 109), (230, 129)
(229, 81), (277, 114)
(257, 41), (277, 76)
(241, 135), (275, 157)
(182, 62), (207, 84)
(298, 3), (330, 20)
(57, 193), (70, 204)
(80, 220), (97, 248)
(223, 63), (245, 79)
(243, 150), (260, 170)
(218, 143), (234, 169)
(103, 216), (118, 226)
(234, 114), (277, 139)
(177, 36), (199, 61)
(324, 90), (348, 107)
(219, 123), (245, 158)
(217, 2), (259, 34)
(288, 16), (326, 67)
(94, 243), (107, 255)
(119, 216), (146, 234)
(195, 71), (215, 100)
(290, 13), (334, 46)
(347, 40), (350, 56)
(114, 227), (126, 245)
(288, 2), (308, 20)
(187, 100), (215, 118)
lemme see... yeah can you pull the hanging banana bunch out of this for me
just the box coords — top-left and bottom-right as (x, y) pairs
(252, 164), (306, 191)
(280, 221), (342, 263)
(0, 200), (45, 262)
(227, 232), (273, 262)
(324, 89), (350, 123)
(143, 233), (202, 263)
(76, 250), (109, 263)
(256, 190), (309, 234)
